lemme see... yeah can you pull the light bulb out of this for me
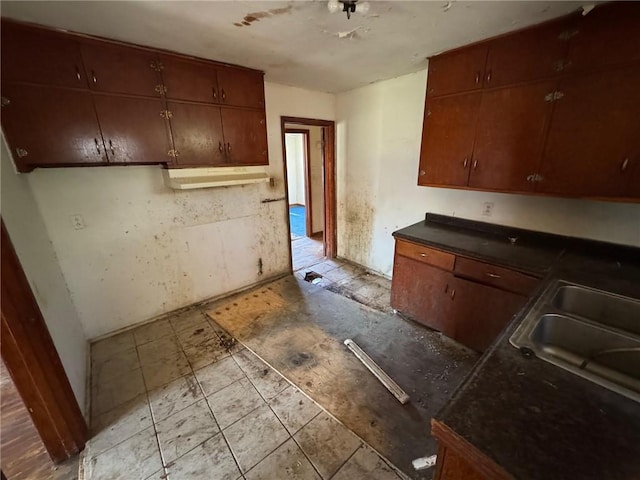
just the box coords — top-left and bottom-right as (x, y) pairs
(358, 1), (370, 14)
(328, 0), (340, 13)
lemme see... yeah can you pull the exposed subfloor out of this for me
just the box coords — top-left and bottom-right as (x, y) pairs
(86, 267), (479, 479)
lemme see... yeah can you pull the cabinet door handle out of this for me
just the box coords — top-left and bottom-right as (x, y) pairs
(227, 142), (231, 153)
(75, 66), (82, 81)
(219, 141), (224, 154)
(91, 70), (97, 84)
(472, 159), (478, 169)
(621, 158), (629, 172)
(486, 70), (492, 83)
(94, 138), (101, 154)
(109, 139), (115, 156)
(221, 89), (226, 102)
(475, 72), (480, 84)
(486, 272), (501, 279)
(420, 253), (428, 257)
(450, 289), (456, 299)
(212, 88), (218, 100)
(463, 157), (469, 168)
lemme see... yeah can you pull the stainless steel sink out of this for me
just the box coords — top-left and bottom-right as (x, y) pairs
(552, 285), (640, 336)
(510, 281), (640, 402)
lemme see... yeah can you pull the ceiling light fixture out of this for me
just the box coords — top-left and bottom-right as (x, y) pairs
(328, 0), (370, 19)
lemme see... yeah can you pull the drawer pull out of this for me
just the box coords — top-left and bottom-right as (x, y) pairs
(486, 272), (502, 279)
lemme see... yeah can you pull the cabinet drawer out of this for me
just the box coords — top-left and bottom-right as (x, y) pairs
(395, 239), (455, 271)
(454, 256), (538, 296)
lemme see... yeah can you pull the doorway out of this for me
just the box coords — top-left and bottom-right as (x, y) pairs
(281, 117), (336, 272)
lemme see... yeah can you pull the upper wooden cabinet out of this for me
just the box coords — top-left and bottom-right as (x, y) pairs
(217, 67), (265, 109)
(418, 92), (481, 186)
(1, 23), (87, 89)
(166, 101), (226, 167)
(93, 95), (173, 164)
(469, 80), (556, 192)
(80, 42), (163, 97)
(426, 45), (488, 97)
(221, 109), (268, 165)
(484, 19), (571, 88)
(160, 56), (220, 103)
(419, 3), (640, 201)
(1, 84), (106, 169)
(0, 19), (268, 171)
(538, 65), (640, 197)
(565, 2), (640, 73)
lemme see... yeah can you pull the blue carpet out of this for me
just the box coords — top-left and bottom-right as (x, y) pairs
(289, 205), (306, 239)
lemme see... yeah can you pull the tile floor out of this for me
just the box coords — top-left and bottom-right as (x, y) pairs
(85, 308), (404, 480)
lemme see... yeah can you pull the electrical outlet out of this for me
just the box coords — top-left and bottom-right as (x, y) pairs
(70, 214), (86, 230)
(482, 202), (494, 217)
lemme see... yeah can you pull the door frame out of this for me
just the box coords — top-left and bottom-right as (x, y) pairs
(284, 128), (313, 237)
(1, 221), (87, 463)
(281, 116), (337, 267)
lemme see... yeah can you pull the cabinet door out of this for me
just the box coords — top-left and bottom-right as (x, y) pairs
(390, 255), (455, 336)
(451, 278), (527, 352)
(419, 92), (481, 187)
(161, 56), (220, 104)
(469, 81), (556, 192)
(566, 3), (640, 73)
(539, 66), (640, 197)
(93, 95), (172, 164)
(220, 109), (268, 165)
(484, 20), (571, 88)
(1, 84), (106, 171)
(216, 68), (265, 108)
(1, 22), (87, 88)
(80, 42), (162, 97)
(426, 45), (487, 97)
(166, 101), (225, 166)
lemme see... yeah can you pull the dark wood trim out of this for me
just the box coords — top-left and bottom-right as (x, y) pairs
(285, 128), (313, 238)
(431, 419), (512, 480)
(281, 116), (337, 260)
(0, 221), (87, 463)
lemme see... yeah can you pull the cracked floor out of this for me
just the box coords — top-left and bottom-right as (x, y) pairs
(85, 308), (404, 480)
(84, 257), (477, 479)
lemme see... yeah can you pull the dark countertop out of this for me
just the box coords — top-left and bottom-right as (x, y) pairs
(393, 214), (640, 480)
(392, 214), (565, 276)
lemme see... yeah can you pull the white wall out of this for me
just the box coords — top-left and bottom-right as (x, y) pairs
(336, 70), (640, 277)
(0, 138), (87, 411)
(285, 133), (306, 206)
(19, 82), (334, 339)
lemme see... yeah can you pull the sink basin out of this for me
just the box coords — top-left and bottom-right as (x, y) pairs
(510, 280), (640, 402)
(531, 314), (640, 392)
(552, 285), (640, 336)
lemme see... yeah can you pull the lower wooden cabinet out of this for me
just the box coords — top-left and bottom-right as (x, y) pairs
(1, 84), (107, 170)
(450, 278), (527, 352)
(391, 239), (537, 352)
(432, 419), (511, 480)
(391, 255), (455, 337)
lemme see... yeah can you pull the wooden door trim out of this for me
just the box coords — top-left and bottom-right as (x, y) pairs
(285, 128), (312, 237)
(0, 221), (87, 463)
(281, 116), (337, 263)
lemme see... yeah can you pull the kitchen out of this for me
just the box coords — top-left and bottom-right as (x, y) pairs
(0, 1), (639, 479)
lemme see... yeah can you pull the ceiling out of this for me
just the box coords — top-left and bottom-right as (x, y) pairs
(1, 1), (585, 93)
